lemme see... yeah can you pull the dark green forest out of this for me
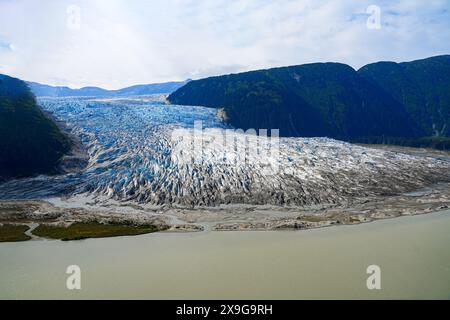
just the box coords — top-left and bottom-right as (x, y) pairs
(0, 74), (71, 179)
(169, 55), (450, 149)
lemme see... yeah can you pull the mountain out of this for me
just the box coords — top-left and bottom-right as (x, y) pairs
(168, 63), (420, 140)
(113, 81), (192, 96)
(0, 74), (71, 179)
(26, 82), (109, 97)
(168, 55), (450, 148)
(27, 80), (191, 97)
(358, 55), (450, 137)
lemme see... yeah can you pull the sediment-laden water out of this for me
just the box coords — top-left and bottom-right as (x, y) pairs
(1, 210), (449, 299)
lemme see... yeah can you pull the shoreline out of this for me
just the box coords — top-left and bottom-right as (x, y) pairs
(2, 205), (450, 243)
(1, 180), (450, 242)
(3, 208), (450, 300)
(1, 143), (450, 242)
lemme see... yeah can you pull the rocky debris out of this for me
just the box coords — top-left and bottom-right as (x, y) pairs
(201, 182), (450, 231)
(167, 224), (204, 232)
(0, 201), (61, 222)
(0, 200), (170, 231)
(1, 181), (450, 232)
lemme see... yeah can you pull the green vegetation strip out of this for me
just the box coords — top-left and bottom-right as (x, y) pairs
(0, 224), (31, 242)
(32, 222), (160, 241)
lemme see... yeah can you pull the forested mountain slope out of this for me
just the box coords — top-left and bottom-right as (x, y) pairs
(0, 74), (71, 179)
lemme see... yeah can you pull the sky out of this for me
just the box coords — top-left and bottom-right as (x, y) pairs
(0, 0), (449, 89)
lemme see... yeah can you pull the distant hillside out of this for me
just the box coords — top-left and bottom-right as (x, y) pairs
(0, 74), (71, 179)
(168, 55), (450, 148)
(168, 63), (420, 140)
(27, 82), (109, 97)
(113, 81), (192, 96)
(358, 55), (450, 137)
(28, 80), (191, 97)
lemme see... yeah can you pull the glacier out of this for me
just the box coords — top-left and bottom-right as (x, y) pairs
(1, 95), (450, 209)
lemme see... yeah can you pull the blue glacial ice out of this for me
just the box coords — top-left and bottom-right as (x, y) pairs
(1, 95), (450, 207)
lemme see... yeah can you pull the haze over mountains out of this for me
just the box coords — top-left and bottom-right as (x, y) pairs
(169, 55), (450, 149)
(27, 79), (191, 97)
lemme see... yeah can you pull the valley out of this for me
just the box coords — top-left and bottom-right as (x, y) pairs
(1, 95), (450, 237)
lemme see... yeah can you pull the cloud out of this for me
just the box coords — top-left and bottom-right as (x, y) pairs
(0, 39), (13, 51)
(0, 0), (449, 89)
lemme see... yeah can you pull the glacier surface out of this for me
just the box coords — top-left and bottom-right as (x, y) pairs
(1, 96), (450, 208)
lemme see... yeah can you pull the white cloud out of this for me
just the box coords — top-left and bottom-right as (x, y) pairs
(0, 0), (449, 89)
